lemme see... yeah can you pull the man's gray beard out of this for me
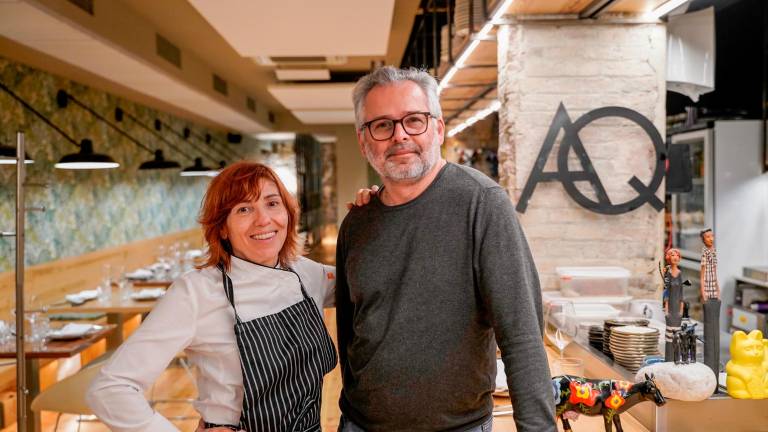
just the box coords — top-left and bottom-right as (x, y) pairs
(365, 136), (441, 181)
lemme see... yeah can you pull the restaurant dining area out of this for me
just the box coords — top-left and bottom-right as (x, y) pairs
(2, 0), (768, 431)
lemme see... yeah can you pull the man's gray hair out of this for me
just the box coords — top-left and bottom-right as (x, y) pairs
(352, 66), (442, 129)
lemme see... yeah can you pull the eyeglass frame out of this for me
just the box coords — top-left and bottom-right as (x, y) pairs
(360, 111), (435, 141)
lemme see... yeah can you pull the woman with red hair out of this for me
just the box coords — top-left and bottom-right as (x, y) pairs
(88, 162), (339, 432)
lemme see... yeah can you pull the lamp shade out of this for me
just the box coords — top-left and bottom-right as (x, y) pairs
(0, 144), (34, 164)
(55, 139), (119, 169)
(180, 157), (216, 177)
(204, 160), (227, 177)
(139, 149), (181, 170)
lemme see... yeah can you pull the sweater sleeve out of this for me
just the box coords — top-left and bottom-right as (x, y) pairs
(86, 276), (199, 432)
(474, 187), (556, 432)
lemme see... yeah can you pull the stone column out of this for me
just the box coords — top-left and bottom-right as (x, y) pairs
(497, 20), (667, 295)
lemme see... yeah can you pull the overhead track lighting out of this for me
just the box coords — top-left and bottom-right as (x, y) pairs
(437, 0), (515, 94)
(446, 100), (501, 138)
(0, 82), (117, 169)
(648, 0), (689, 19)
(56, 90), (178, 170)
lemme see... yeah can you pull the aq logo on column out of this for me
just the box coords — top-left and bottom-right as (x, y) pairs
(516, 103), (666, 215)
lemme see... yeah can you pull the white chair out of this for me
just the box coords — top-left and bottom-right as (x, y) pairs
(30, 359), (107, 431)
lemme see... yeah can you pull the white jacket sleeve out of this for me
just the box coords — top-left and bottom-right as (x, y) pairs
(86, 276), (199, 432)
(321, 264), (336, 308)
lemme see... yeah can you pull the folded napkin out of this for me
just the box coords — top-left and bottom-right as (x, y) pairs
(49, 323), (98, 339)
(149, 262), (171, 271)
(185, 249), (203, 259)
(65, 290), (99, 305)
(131, 288), (165, 300)
(125, 268), (154, 280)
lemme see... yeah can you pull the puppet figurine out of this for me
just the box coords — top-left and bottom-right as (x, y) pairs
(661, 248), (690, 362)
(700, 229), (721, 378)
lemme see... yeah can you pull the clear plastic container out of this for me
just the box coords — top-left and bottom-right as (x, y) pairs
(556, 266), (631, 297)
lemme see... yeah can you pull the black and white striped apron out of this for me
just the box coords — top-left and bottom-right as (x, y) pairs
(217, 264), (337, 432)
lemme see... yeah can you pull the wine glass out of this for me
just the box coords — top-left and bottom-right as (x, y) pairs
(544, 300), (576, 358)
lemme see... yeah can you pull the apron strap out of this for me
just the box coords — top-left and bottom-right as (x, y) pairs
(218, 263), (243, 324)
(285, 268), (312, 301)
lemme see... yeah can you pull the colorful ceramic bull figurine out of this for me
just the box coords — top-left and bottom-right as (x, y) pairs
(553, 373), (666, 432)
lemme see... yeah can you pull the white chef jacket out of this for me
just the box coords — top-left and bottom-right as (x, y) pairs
(86, 255), (336, 432)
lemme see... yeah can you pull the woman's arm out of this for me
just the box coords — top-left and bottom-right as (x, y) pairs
(86, 276), (200, 432)
(321, 264), (336, 308)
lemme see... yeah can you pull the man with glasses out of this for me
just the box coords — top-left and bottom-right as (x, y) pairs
(335, 66), (555, 432)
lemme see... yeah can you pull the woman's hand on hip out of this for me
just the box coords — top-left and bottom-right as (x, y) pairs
(196, 419), (245, 432)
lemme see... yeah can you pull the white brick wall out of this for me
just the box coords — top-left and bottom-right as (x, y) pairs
(497, 21), (667, 296)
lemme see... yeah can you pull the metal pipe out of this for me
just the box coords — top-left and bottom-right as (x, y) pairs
(432, 0), (438, 73)
(0, 83), (79, 148)
(15, 131), (27, 432)
(186, 129), (242, 161)
(63, 95), (154, 155)
(122, 110), (213, 164)
(447, 0), (454, 64)
(156, 119), (240, 161)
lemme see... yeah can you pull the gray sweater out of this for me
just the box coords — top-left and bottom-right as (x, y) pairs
(336, 163), (555, 432)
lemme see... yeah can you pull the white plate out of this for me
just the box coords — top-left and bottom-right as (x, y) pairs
(48, 323), (101, 340)
(612, 325), (658, 335)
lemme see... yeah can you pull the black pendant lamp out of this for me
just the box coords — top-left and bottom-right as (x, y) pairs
(0, 83), (118, 170)
(0, 143), (33, 165)
(139, 149), (181, 170)
(180, 157), (217, 177)
(55, 139), (119, 169)
(204, 160), (226, 177)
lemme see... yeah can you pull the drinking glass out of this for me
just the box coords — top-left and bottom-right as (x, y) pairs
(98, 279), (112, 303)
(544, 300), (576, 358)
(113, 265), (132, 301)
(0, 321), (10, 351)
(551, 357), (584, 377)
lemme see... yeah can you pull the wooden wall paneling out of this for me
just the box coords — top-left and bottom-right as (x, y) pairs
(0, 229), (203, 314)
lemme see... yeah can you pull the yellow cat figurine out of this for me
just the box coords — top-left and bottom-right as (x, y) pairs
(726, 330), (767, 399)
(764, 339), (768, 392)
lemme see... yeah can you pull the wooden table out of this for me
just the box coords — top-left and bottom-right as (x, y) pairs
(47, 291), (159, 351)
(0, 325), (115, 432)
(131, 279), (172, 288)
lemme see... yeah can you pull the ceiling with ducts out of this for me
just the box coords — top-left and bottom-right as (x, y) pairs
(0, 0), (420, 134)
(0, 0), (679, 136)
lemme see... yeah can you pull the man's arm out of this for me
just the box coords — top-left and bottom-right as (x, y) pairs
(474, 187), (556, 432)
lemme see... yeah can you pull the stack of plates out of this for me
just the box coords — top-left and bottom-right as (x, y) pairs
(603, 318), (650, 358)
(588, 325), (604, 351)
(609, 325), (661, 372)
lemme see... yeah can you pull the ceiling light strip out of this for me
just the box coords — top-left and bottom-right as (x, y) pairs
(648, 0), (689, 19)
(446, 100), (501, 138)
(437, 0), (515, 94)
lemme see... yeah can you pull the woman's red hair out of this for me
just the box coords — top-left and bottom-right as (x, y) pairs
(198, 161), (301, 270)
(664, 248), (680, 264)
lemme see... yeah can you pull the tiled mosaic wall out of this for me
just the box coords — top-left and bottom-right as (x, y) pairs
(0, 57), (267, 272)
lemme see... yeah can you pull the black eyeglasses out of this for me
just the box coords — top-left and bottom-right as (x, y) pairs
(361, 112), (433, 141)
